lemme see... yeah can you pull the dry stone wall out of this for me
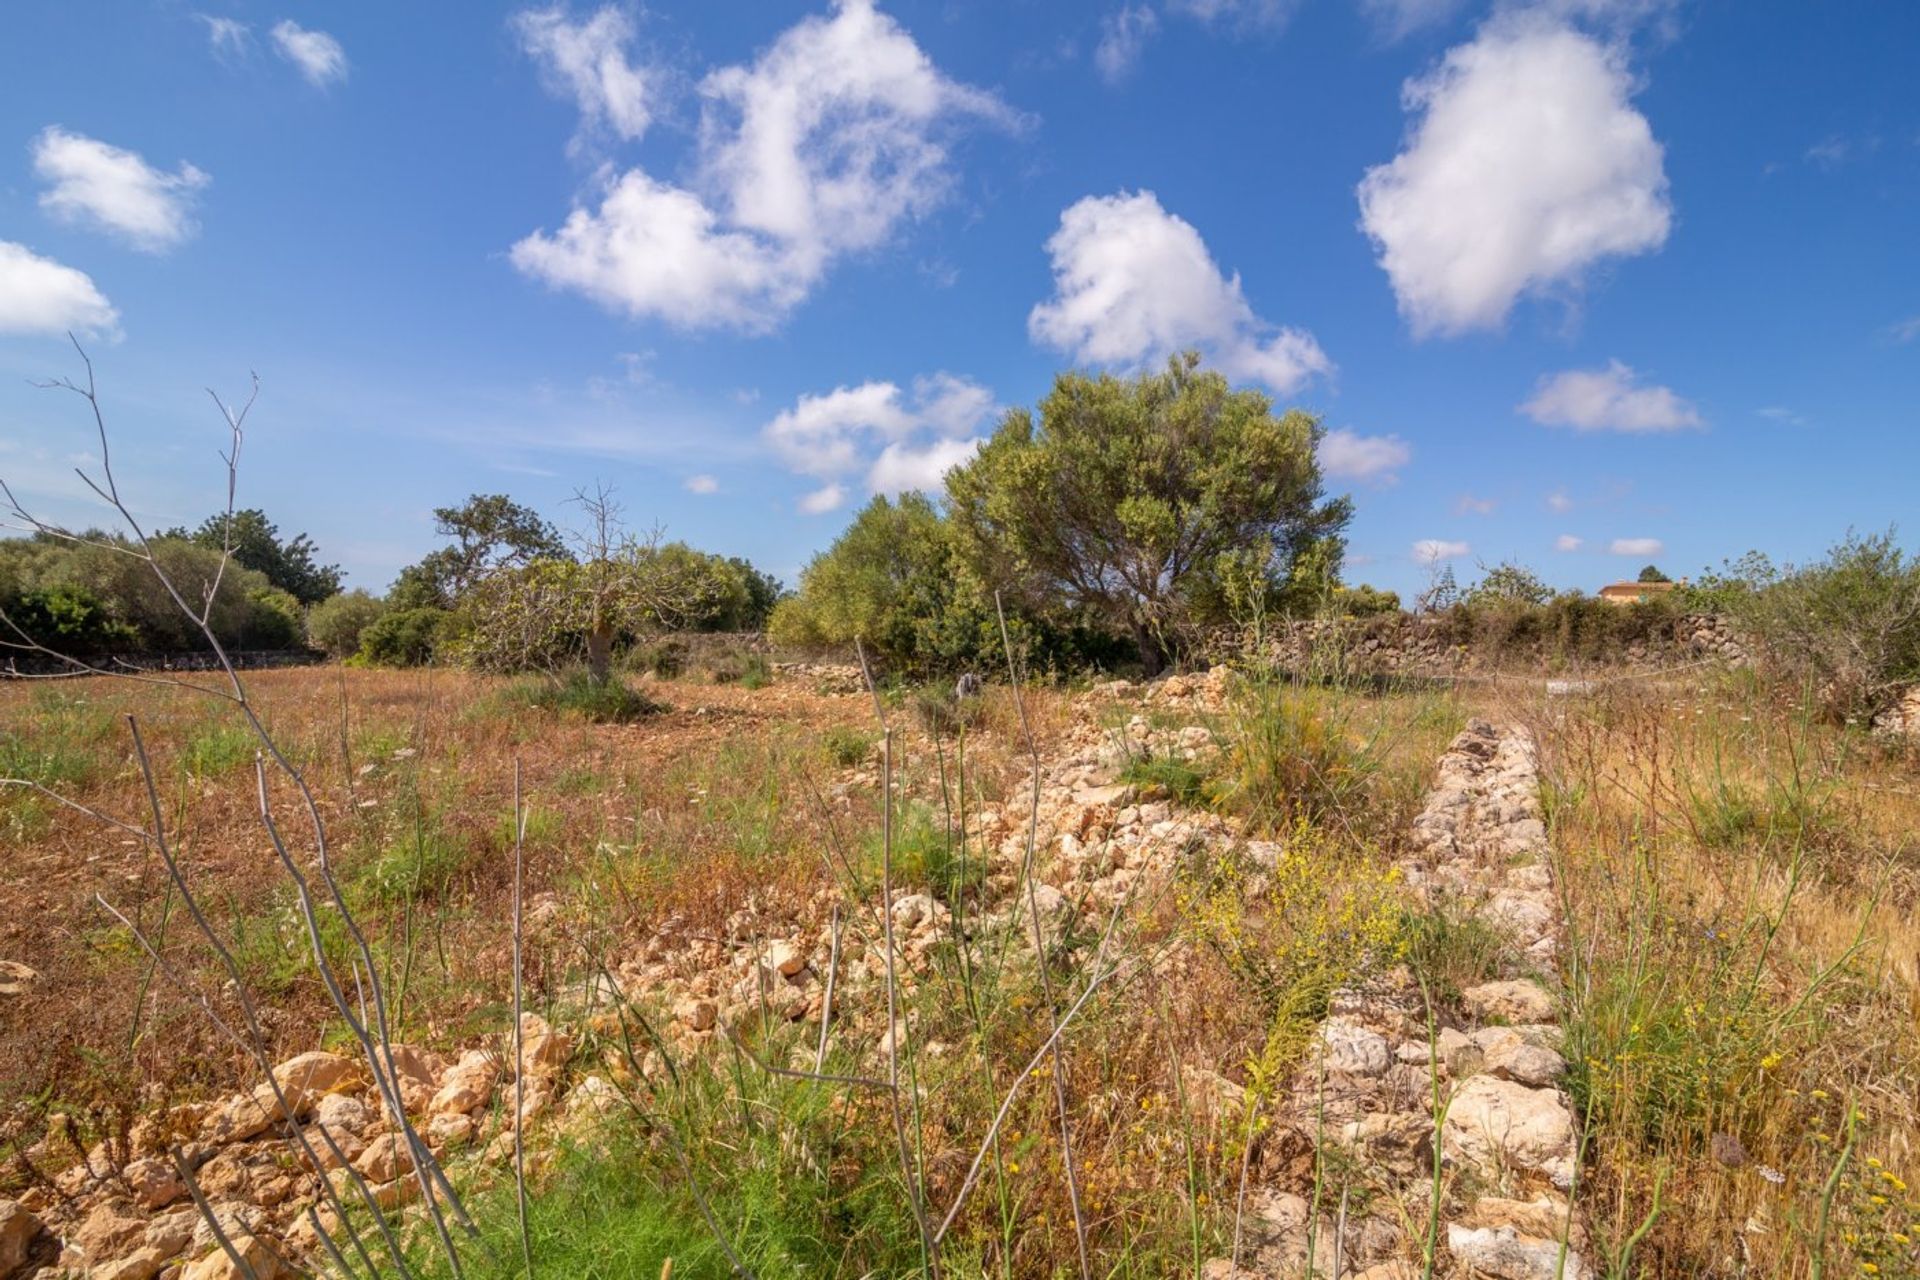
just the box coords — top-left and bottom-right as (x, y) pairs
(1207, 720), (1583, 1280)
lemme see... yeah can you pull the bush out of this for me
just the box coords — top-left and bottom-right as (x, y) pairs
(240, 586), (304, 649)
(358, 607), (452, 667)
(307, 590), (386, 656)
(1695, 530), (1920, 719)
(1, 584), (137, 655)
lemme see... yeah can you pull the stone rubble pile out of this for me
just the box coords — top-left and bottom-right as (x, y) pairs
(1208, 720), (1585, 1280)
(1, 1016), (575, 1280)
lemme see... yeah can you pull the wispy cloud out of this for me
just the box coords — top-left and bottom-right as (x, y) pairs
(1412, 538), (1470, 565)
(1609, 536), (1663, 556)
(1555, 534), (1584, 552)
(271, 20), (348, 87)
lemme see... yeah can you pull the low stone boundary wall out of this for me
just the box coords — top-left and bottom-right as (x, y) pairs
(2, 648), (324, 679)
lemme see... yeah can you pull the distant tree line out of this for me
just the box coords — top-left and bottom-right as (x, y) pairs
(0, 495), (783, 672)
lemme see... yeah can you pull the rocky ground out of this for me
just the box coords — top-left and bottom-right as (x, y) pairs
(0, 671), (1585, 1280)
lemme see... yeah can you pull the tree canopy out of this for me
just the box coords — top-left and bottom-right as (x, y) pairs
(389, 494), (567, 610)
(946, 354), (1350, 670)
(163, 508), (342, 604)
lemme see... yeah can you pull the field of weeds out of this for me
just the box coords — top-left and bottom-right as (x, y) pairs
(1, 658), (1915, 1279)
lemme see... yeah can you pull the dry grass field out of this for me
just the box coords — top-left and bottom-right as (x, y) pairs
(1, 658), (1916, 1278)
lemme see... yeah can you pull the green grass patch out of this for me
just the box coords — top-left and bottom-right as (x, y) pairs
(180, 723), (257, 777)
(1118, 750), (1213, 807)
(508, 669), (666, 724)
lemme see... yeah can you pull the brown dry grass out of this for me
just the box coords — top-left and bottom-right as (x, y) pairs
(1508, 670), (1920, 1276)
(0, 665), (1072, 1164)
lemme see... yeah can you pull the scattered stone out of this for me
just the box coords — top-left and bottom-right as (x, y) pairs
(767, 940), (808, 977)
(517, 1014), (571, 1082)
(119, 1156), (186, 1211)
(352, 1134), (415, 1185)
(0, 961), (40, 998)
(676, 997), (718, 1032)
(428, 1050), (499, 1116)
(1315, 1018), (1391, 1077)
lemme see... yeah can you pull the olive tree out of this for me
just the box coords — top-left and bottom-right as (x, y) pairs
(946, 353), (1351, 672)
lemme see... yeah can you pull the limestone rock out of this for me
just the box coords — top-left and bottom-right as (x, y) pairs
(518, 1014), (572, 1082)
(121, 1154), (186, 1210)
(676, 997), (718, 1032)
(180, 1232), (285, 1280)
(1442, 1077), (1577, 1186)
(429, 1049), (499, 1116)
(767, 941), (808, 977)
(1462, 979), (1555, 1024)
(0, 961), (39, 998)
(353, 1133), (416, 1184)
(1315, 1017), (1390, 1076)
(427, 1112), (476, 1149)
(0, 1199), (46, 1278)
(1447, 1222), (1585, 1280)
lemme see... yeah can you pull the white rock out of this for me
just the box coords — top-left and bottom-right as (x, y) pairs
(1447, 1223), (1585, 1280)
(1442, 1077), (1577, 1186)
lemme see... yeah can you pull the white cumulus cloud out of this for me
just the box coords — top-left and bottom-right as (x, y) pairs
(1095, 5), (1159, 83)
(0, 242), (119, 338)
(1555, 534), (1584, 552)
(684, 474), (719, 495)
(514, 6), (655, 147)
(32, 128), (209, 253)
(1520, 360), (1701, 432)
(512, 0), (1018, 332)
(798, 483), (847, 515)
(1413, 538), (1471, 565)
(1029, 190), (1331, 393)
(271, 20), (348, 87)
(1357, 15), (1671, 337)
(1546, 488), (1574, 513)
(763, 373), (995, 509)
(870, 437), (982, 497)
(1318, 429), (1411, 485)
(1609, 537), (1663, 556)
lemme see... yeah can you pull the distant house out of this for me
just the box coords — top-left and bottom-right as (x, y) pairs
(1598, 580), (1679, 606)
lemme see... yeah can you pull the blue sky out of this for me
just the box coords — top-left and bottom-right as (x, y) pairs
(1, 0), (1915, 600)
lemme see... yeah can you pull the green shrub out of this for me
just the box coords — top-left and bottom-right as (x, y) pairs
(820, 726), (874, 768)
(1220, 679), (1377, 830)
(1, 584), (138, 655)
(1694, 530), (1920, 719)
(358, 606), (451, 667)
(307, 589), (386, 656)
